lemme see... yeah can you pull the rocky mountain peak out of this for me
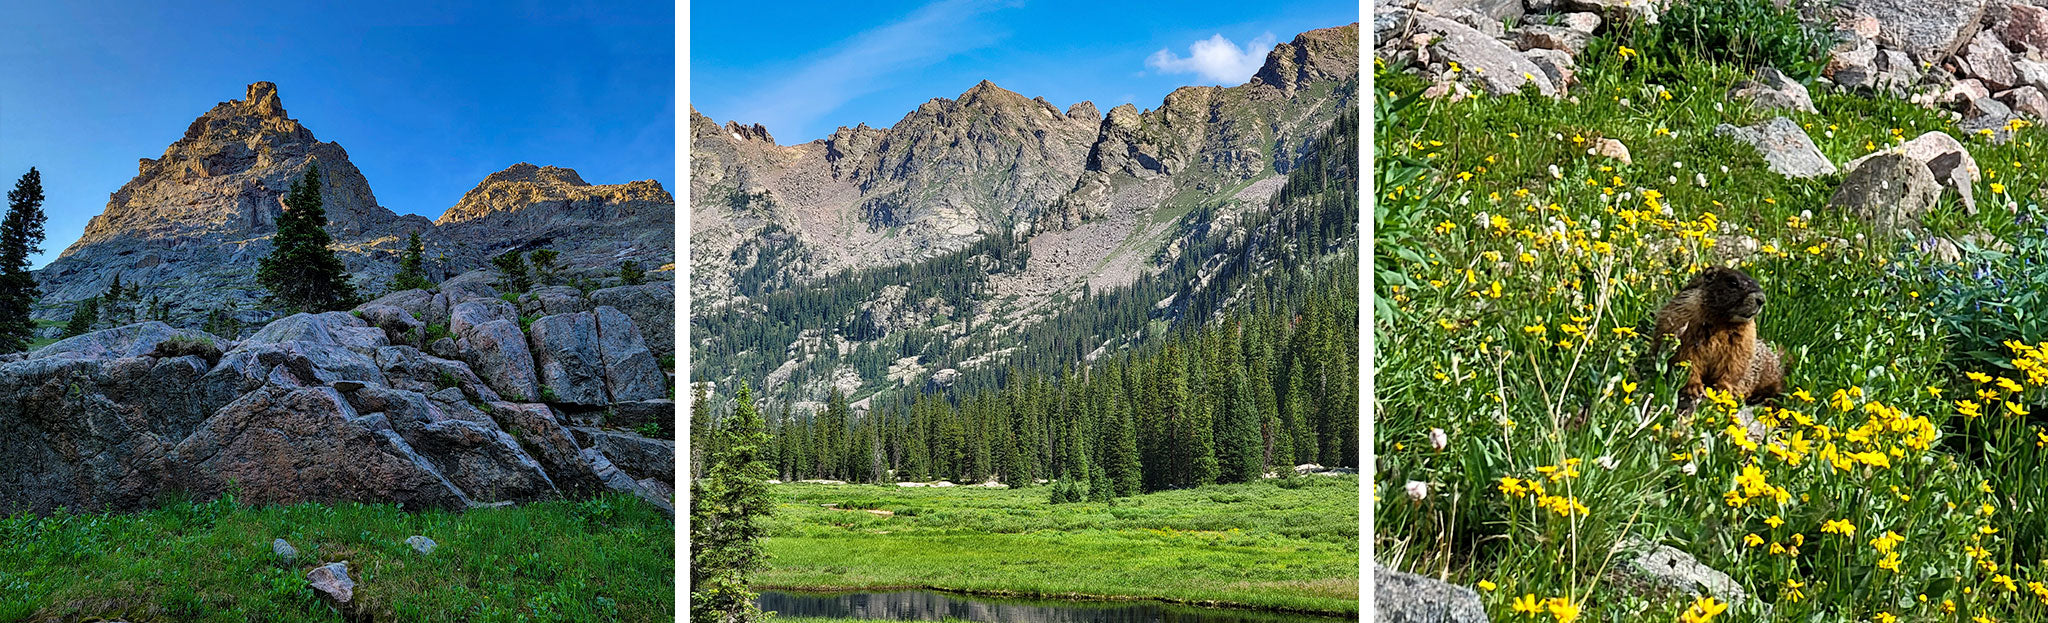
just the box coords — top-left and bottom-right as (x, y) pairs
(724, 121), (774, 144)
(1252, 23), (1362, 93)
(477, 162), (590, 188)
(1066, 101), (1101, 122)
(244, 81), (286, 118)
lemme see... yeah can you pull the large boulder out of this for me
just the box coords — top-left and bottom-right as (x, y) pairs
(373, 346), (500, 403)
(1411, 13), (1557, 96)
(1961, 29), (2018, 91)
(173, 386), (471, 510)
(1840, 0), (1991, 60)
(1827, 151), (1943, 234)
(344, 386), (558, 503)
(489, 401), (605, 495)
(1713, 117), (1837, 178)
(452, 315), (539, 402)
(1375, 566), (1489, 623)
(0, 356), (213, 514)
(244, 312), (388, 355)
(588, 282), (673, 360)
(1845, 131), (1979, 213)
(594, 306), (668, 402)
(527, 313), (609, 406)
(574, 427), (674, 484)
(30, 322), (222, 362)
(518, 285), (588, 317)
(1730, 67), (1815, 113)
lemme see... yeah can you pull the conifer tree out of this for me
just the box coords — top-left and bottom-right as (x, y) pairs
(491, 250), (532, 294)
(691, 382), (773, 623)
(619, 259), (646, 285)
(530, 248), (561, 286)
(0, 168), (46, 353)
(62, 298), (97, 338)
(258, 165), (358, 312)
(391, 232), (432, 292)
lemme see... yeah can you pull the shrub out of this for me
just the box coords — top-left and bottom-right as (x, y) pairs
(1923, 221), (2048, 371)
(1613, 0), (1835, 80)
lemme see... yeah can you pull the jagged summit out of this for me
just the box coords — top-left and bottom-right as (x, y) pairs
(1251, 23), (1361, 93)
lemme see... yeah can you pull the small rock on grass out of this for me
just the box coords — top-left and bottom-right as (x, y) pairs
(307, 561), (354, 604)
(272, 538), (297, 560)
(1374, 566), (1488, 623)
(406, 535), (438, 554)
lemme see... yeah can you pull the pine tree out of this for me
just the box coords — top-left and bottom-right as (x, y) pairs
(691, 383), (773, 623)
(62, 298), (97, 338)
(491, 250), (532, 294)
(690, 385), (713, 478)
(391, 232), (432, 292)
(257, 165), (358, 312)
(619, 260), (646, 285)
(0, 168), (47, 353)
(530, 248), (561, 286)
(1217, 355), (1264, 483)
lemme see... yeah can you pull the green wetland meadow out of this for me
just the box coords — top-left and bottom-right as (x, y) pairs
(754, 478), (1361, 618)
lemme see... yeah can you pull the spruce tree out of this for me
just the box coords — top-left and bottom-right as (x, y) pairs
(0, 168), (46, 353)
(491, 250), (532, 294)
(690, 385), (712, 478)
(391, 232), (432, 291)
(1217, 359), (1264, 483)
(690, 382), (773, 623)
(619, 259), (646, 285)
(62, 298), (97, 338)
(257, 165), (358, 312)
(530, 248), (561, 286)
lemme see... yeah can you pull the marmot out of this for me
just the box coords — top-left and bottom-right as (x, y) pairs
(1652, 266), (1786, 405)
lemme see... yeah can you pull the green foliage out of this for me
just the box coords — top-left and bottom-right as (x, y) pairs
(202, 302), (242, 340)
(435, 370), (461, 390)
(0, 167), (47, 354)
(1616, 0), (1835, 80)
(390, 231), (433, 292)
(424, 323), (452, 343)
(691, 383), (774, 623)
(0, 493), (671, 622)
(530, 248), (561, 286)
(762, 478), (1359, 614)
(492, 250), (532, 294)
(1923, 225), (2048, 371)
(257, 165), (358, 312)
(539, 385), (560, 404)
(62, 298), (98, 338)
(618, 260), (646, 286)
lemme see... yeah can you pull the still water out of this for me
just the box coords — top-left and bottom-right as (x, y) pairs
(756, 590), (1358, 623)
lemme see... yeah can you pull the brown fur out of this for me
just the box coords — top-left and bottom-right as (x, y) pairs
(1653, 267), (1785, 405)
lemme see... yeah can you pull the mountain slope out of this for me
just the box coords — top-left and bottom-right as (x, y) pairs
(690, 23), (1361, 412)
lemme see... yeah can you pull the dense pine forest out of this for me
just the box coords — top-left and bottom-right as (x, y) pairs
(695, 110), (1359, 491)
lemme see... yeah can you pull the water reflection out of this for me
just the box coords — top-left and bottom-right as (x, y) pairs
(755, 589), (1357, 623)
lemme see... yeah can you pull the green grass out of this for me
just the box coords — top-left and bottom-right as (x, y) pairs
(0, 492), (673, 622)
(759, 478), (1360, 615)
(1376, 17), (2048, 623)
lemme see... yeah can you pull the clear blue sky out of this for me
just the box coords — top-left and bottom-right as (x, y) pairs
(690, 0), (1358, 144)
(0, 1), (674, 268)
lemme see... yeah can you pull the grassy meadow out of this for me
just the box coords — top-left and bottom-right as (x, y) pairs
(1374, 10), (2048, 623)
(757, 477), (1361, 616)
(0, 493), (673, 622)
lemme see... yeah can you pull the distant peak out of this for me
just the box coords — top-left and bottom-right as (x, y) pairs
(479, 163), (589, 188)
(725, 120), (775, 144)
(241, 81), (287, 118)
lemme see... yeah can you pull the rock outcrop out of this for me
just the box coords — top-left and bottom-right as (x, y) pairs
(0, 273), (675, 517)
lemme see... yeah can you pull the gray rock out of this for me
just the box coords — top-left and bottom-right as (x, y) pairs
(454, 318), (539, 402)
(1961, 97), (2023, 143)
(244, 312), (387, 355)
(363, 289), (443, 329)
(1827, 151), (1942, 234)
(2016, 57), (2048, 92)
(1374, 566), (1489, 623)
(1417, 0), (1522, 22)
(1848, 131), (1980, 214)
(405, 535), (437, 555)
(1516, 24), (1590, 55)
(1522, 49), (1577, 91)
(1730, 67), (1816, 113)
(272, 538), (297, 560)
(527, 312), (608, 406)
(373, 346), (500, 403)
(594, 306), (668, 402)
(2002, 85), (2048, 118)
(607, 399), (674, 437)
(2001, 2), (2048, 53)
(354, 304), (423, 346)
(307, 561), (355, 604)
(1961, 29), (2018, 91)
(1713, 117), (1837, 178)
(575, 427), (674, 483)
(1613, 537), (1752, 606)
(518, 286), (587, 317)
(1563, 0), (1663, 23)
(488, 401), (605, 495)
(1840, 0), (1991, 59)
(1414, 13), (1556, 96)
(588, 282), (674, 360)
(30, 322), (221, 362)
(175, 386), (471, 510)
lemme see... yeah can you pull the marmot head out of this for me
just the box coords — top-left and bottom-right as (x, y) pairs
(1686, 266), (1767, 324)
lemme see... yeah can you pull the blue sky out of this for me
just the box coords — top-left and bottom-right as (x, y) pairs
(0, 1), (673, 268)
(690, 0), (1358, 144)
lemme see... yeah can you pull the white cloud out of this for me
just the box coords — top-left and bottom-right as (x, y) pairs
(1144, 32), (1277, 85)
(730, 0), (1009, 141)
